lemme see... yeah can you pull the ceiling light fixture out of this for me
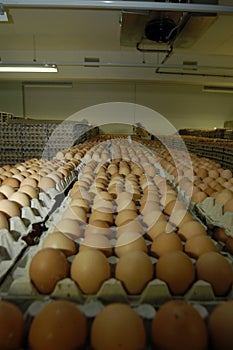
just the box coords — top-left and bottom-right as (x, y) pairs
(203, 85), (233, 94)
(0, 64), (58, 73)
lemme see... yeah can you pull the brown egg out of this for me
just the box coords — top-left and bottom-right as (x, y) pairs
(147, 220), (174, 240)
(0, 192), (6, 200)
(116, 219), (144, 238)
(18, 185), (38, 199)
(55, 218), (81, 240)
(0, 199), (21, 218)
(142, 210), (166, 228)
(178, 220), (206, 241)
(29, 248), (69, 294)
(215, 189), (233, 206)
(42, 232), (76, 256)
(213, 227), (229, 243)
(196, 168), (208, 179)
(156, 251), (195, 295)
(163, 199), (186, 216)
(151, 300), (208, 350)
(196, 251), (233, 296)
(0, 184), (15, 198)
(89, 210), (113, 226)
(70, 249), (110, 294)
(84, 222), (111, 237)
(169, 209), (193, 228)
(151, 232), (183, 258)
(70, 198), (90, 213)
(90, 303), (146, 350)
(115, 250), (153, 294)
(115, 231), (147, 257)
(115, 209), (138, 227)
(38, 176), (56, 192)
(79, 233), (112, 257)
(225, 237), (233, 255)
(223, 198), (233, 213)
(185, 235), (218, 259)
(20, 177), (38, 188)
(9, 191), (31, 207)
(191, 190), (207, 203)
(0, 301), (26, 350)
(221, 169), (232, 180)
(0, 211), (9, 230)
(28, 300), (87, 350)
(62, 206), (87, 224)
(209, 169), (219, 179)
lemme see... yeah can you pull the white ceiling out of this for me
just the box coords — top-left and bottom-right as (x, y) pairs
(0, 1), (233, 86)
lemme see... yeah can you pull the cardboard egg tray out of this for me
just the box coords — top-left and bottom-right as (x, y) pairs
(1, 215), (232, 307)
(0, 170), (78, 283)
(196, 197), (233, 237)
(0, 294), (219, 350)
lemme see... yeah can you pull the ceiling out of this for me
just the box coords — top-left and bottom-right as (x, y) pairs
(0, 0), (233, 86)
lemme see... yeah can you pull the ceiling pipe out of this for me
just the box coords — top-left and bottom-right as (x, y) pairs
(1, 1), (233, 14)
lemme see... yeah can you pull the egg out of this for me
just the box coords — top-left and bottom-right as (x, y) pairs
(115, 250), (153, 294)
(114, 231), (147, 257)
(116, 219), (144, 238)
(185, 235), (218, 259)
(115, 209), (138, 226)
(62, 206), (87, 223)
(20, 177), (38, 188)
(142, 210), (167, 228)
(223, 198), (233, 213)
(38, 176), (56, 192)
(89, 209), (113, 226)
(0, 184), (15, 198)
(215, 189), (233, 205)
(0, 199), (21, 218)
(191, 190), (207, 203)
(79, 233), (112, 257)
(151, 300), (208, 350)
(0, 301), (26, 350)
(196, 251), (233, 296)
(70, 249), (110, 294)
(221, 169), (232, 180)
(178, 220), (207, 241)
(70, 198), (90, 214)
(2, 177), (20, 189)
(225, 237), (233, 254)
(42, 232), (76, 256)
(55, 218), (81, 240)
(84, 222), (111, 237)
(169, 209), (193, 228)
(163, 199), (186, 216)
(147, 220), (174, 240)
(156, 251), (195, 295)
(0, 211), (9, 230)
(9, 191), (31, 207)
(208, 301), (233, 350)
(29, 248), (69, 294)
(150, 232), (183, 258)
(19, 185), (38, 199)
(28, 300), (87, 350)
(213, 227), (229, 243)
(90, 303), (146, 350)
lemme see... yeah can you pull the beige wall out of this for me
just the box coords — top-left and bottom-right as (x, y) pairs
(0, 80), (232, 132)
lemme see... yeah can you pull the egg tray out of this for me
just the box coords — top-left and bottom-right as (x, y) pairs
(0, 171), (77, 284)
(0, 295), (217, 350)
(1, 235), (232, 307)
(196, 197), (233, 237)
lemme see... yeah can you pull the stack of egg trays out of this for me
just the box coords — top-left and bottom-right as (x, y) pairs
(0, 169), (77, 284)
(2, 178), (232, 308)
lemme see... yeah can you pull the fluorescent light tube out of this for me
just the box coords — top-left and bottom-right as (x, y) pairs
(203, 85), (233, 93)
(0, 64), (58, 73)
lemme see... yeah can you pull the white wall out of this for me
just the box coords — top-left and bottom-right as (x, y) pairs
(0, 80), (232, 131)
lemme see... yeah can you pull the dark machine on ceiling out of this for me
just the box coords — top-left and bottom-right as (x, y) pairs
(120, 0), (218, 51)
